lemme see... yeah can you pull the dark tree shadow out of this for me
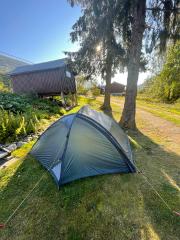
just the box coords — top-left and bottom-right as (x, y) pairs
(127, 129), (180, 239)
(102, 109), (113, 118)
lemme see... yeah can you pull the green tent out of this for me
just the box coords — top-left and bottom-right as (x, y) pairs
(30, 106), (136, 186)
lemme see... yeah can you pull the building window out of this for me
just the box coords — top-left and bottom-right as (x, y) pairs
(66, 71), (71, 78)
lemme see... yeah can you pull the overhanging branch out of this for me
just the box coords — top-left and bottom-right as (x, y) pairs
(146, 7), (180, 12)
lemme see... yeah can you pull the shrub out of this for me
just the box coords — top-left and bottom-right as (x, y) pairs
(91, 86), (100, 97)
(0, 73), (11, 90)
(0, 93), (64, 143)
(0, 82), (9, 92)
(0, 93), (63, 114)
(0, 110), (40, 143)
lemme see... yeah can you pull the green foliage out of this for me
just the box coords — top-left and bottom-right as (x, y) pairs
(0, 73), (11, 91)
(76, 76), (100, 97)
(141, 42), (180, 102)
(0, 110), (39, 142)
(0, 93), (63, 143)
(0, 82), (9, 92)
(78, 86), (89, 96)
(147, 1), (179, 53)
(0, 92), (62, 114)
(90, 84), (100, 97)
(76, 75), (89, 95)
(67, 1), (127, 79)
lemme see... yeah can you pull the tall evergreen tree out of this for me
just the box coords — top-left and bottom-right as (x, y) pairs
(67, 0), (125, 113)
(119, 0), (180, 128)
(68, 0), (179, 128)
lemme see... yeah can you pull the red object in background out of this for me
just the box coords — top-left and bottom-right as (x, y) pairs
(0, 224), (5, 229)
(173, 211), (180, 216)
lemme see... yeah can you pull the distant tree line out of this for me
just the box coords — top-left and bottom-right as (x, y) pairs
(140, 41), (180, 103)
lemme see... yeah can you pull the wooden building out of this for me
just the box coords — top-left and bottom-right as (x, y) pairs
(10, 58), (76, 96)
(100, 82), (125, 95)
(110, 82), (125, 95)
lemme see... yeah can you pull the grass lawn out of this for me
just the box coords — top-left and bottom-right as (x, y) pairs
(0, 97), (180, 240)
(136, 100), (180, 126)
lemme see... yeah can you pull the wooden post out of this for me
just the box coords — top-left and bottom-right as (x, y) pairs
(71, 94), (75, 107)
(74, 93), (78, 106)
(61, 92), (66, 107)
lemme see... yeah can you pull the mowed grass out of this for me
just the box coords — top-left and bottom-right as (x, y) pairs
(0, 97), (180, 240)
(136, 99), (180, 126)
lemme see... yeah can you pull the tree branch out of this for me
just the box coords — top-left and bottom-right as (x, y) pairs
(146, 7), (180, 12)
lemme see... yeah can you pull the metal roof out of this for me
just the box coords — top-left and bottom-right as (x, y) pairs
(10, 58), (67, 75)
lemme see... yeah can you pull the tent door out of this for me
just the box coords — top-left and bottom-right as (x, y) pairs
(52, 162), (62, 181)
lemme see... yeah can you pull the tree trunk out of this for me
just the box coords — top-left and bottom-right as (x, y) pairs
(120, 0), (146, 129)
(101, 55), (112, 113)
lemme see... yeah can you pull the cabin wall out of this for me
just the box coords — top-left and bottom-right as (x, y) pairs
(11, 68), (76, 95)
(110, 83), (125, 94)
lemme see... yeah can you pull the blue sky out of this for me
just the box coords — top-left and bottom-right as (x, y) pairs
(0, 0), (81, 63)
(0, 0), (148, 84)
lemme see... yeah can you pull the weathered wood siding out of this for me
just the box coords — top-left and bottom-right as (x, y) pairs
(11, 67), (76, 95)
(110, 82), (125, 94)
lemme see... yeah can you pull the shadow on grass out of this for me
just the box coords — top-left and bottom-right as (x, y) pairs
(128, 129), (180, 239)
(0, 129), (179, 239)
(0, 152), (109, 239)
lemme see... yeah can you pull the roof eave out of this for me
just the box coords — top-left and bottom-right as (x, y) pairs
(10, 66), (66, 76)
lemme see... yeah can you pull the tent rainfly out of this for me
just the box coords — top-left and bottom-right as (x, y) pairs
(30, 106), (136, 186)
(10, 58), (76, 96)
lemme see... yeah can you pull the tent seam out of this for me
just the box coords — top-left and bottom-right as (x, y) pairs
(77, 114), (136, 173)
(57, 108), (83, 186)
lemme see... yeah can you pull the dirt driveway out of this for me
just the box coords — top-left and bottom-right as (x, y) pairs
(97, 96), (180, 154)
